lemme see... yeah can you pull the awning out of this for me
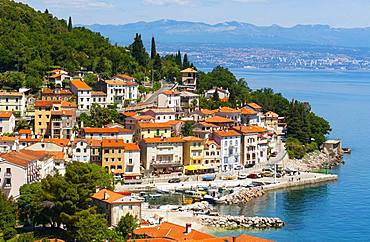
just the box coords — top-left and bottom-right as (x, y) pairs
(184, 165), (213, 171)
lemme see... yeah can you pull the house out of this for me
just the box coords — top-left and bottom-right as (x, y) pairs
(233, 126), (268, 166)
(193, 122), (219, 139)
(263, 111), (279, 132)
(101, 139), (125, 175)
(113, 73), (136, 82)
(215, 107), (241, 123)
(0, 150), (58, 198)
(157, 90), (181, 112)
(124, 115), (154, 131)
(203, 139), (221, 169)
(34, 100), (76, 137)
(0, 88), (29, 117)
(240, 107), (259, 125)
(213, 129), (241, 171)
(18, 129), (33, 139)
(91, 91), (108, 107)
(91, 189), (142, 227)
(142, 108), (176, 123)
(122, 143), (141, 181)
(204, 116), (235, 128)
(180, 68), (197, 91)
(88, 139), (102, 165)
(70, 79), (92, 111)
(179, 91), (199, 113)
(191, 109), (216, 122)
(183, 136), (204, 167)
(104, 79), (138, 105)
(136, 122), (172, 140)
(41, 88), (73, 101)
(47, 69), (71, 88)
(72, 139), (91, 163)
(18, 137), (42, 150)
(82, 127), (134, 142)
(0, 111), (15, 134)
(205, 87), (230, 101)
(246, 102), (263, 112)
(140, 137), (184, 173)
(0, 137), (17, 153)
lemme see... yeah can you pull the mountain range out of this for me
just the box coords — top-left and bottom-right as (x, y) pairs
(84, 19), (370, 48)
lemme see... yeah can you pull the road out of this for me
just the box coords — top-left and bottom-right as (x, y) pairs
(142, 82), (175, 105)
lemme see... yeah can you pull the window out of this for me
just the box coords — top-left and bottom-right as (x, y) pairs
(129, 158), (133, 164)
(6, 168), (11, 174)
(118, 158), (121, 161)
(117, 165), (122, 170)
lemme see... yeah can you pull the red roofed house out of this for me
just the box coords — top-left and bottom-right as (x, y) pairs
(180, 67), (197, 91)
(205, 87), (230, 101)
(215, 107), (241, 123)
(41, 88), (73, 101)
(0, 111), (15, 134)
(105, 77), (138, 106)
(47, 69), (71, 88)
(0, 150), (59, 198)
(70, 79), (92, 111)
(213, 129), (241, 171)
(92, 189), (142, 227)
(82, 126), (134, 143)
(157, 90), (181, 112)
(0, 88), (29, 117)
(140, 137), (184, 173)
(142, 108), (176, 123)
(233, 126), (269, 166)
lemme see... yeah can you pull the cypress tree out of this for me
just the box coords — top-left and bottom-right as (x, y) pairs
(183, 53), (190, 68)
(153, 53), (162, 70)
(68, 16), (73, 31)
(130, 33), (149, 66)
(175, 50), (182, 67)
(151, 36), (157, 60)
(44, 9), (49, 14)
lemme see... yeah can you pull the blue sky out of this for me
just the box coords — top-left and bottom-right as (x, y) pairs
(19, 0), (370, 27)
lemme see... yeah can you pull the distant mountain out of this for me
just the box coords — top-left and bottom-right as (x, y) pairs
(84, 20), (370, 48)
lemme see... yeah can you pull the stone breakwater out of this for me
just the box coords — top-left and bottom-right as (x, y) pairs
(200, 215), (285, 229)
(287, 151), (344, 172)
(219, 187), (264, 205)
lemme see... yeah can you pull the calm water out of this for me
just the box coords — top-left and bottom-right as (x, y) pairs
(209, 69), (370, 241)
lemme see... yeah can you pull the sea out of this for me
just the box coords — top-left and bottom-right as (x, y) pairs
(201, 69), (370, 241)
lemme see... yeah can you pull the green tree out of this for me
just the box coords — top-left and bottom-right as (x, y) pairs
(175, 50), (182, 67)
(80, 103), (120, 128)
(150, 36), (157, 60)
(15, 119), (31, 131)
(68, 16), (72, 31)
(84, 73), (99, 90)
(74, 208), (110, 242)
(153, 53), (162, 70)
(0, 192), (16, 239)
(130, 33), (149, 67)
(115, 214), (139, 240)
(183, 53), (190, 68)
(181, 122), (194, 136)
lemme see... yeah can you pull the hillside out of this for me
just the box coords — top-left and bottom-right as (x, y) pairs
(0, 0), (139, 90)
(86, 19), (370, 48)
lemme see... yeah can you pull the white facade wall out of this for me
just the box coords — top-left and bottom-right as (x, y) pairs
(72, 140), (91, 163)
(0, 161), (27, 198)
(214, 135), (241, 171)
(141, 142), (183, 170)
(0, 115), (15, 134)
(123, 150), (141, 175)
(157, 94), (181, 109)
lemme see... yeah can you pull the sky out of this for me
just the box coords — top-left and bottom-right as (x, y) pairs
(19, 0), (370, 28)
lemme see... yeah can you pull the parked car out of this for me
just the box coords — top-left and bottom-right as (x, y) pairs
(244, 163), (255, 168)
(222, 175), (236, 180)
(202, 175), (216, 181)
(262, 168), (274, 173)
(238, 174), (247, 180)
(168, 178), (181, 183)
(234, 165), (242, 170)
(261, 171), (274, 177)
(247, 173), (262, 179)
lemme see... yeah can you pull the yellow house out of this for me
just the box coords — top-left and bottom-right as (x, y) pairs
(136, 121), (172, 140)
(101, 139), (125, 175)
(34, 100), (54, 136)
(183, 136), (204, 166)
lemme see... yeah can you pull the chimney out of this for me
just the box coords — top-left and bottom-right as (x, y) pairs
(95, 187), (100, 193)
(103, 191), (110, 200)
(232, 237), (237, 242)
(185, 223), (192, 234)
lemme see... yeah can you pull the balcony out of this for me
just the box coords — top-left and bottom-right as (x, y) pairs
(4, 172), (11, 178)
(3, 183), (11, 189)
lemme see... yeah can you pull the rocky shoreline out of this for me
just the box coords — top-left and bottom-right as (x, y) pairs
(218, 187), (265, 205)
(200, 215), (285, 229)
(286, 151), (344, 172)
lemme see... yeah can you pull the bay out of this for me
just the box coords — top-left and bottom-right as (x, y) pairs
(207, 69), (370, 241)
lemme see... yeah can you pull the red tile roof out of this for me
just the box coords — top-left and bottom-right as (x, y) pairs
(34, 100), (55, 108)
(51, 110), (73, 117)
(0, 150), (51, 167)
(18, 129), (32, 135)
(205, 116), (234, 123)
(248, 103), (262, 110)
(214, 129), (241, 137)
(122, 111), (137, 117)
(114, 73), (135, 81)
(0, 111), (13, 118)
(92, 189), (141, 204)
(180, 67), (197, 73)
(70, 79), (92, 90)
(91, 91), (106, 96)
(241, 107), (257, 115)
(138, 122), (172, 129)
(233, 126), (267, 134)
(43, 138), (70, 147)
(143, 137), (184, 143)
(123, 143), (140, 151)
(218, 107), (240, 113)
(83, 127), (133, 134)
(101, 139), (125, 148)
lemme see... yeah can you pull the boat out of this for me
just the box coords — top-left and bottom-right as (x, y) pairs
(202, 194), (216, 204)
(148, 194), (162, 198)
(155, 188), (170, 194)
(130, 195), (145, 202)
(342, 147), (352, 154)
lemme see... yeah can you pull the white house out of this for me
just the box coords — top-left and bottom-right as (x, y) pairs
(157, 90), (181, 111)
(48, 69), (71, 88)
(203, 139), (221, 169)
(142, 108), (176, 123)
(215, 107), (241, 123)
(0, 88), (29, 117)
(123, 143), (141, 180)
(0, 150), (57, 198)
(233, 126), (268, 166)
(180, 68), (197, 91)
(91, 91), (108, 108)
(70, 79), (92, 111)
(82, 127), (134, 143)
(205, 87), (230, 101)
(0, 111), (15, 134)
(72, 139), (91, 163)
(0, 137), (17, 153)
(213, 129), (241, 171)
(140, 137), (184, 173)
(105, 79), (138, 105)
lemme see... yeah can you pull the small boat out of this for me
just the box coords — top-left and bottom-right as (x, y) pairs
(155, 188), (170, 194)
(342, 147), (351, 154)
(202, 194), (216, 204)
(130, 195), (145, 202)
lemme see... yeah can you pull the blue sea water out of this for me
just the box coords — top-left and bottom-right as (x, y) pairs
(209, 69), (370, 241)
